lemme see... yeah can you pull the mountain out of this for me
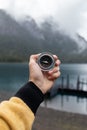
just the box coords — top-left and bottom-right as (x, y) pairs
(0, 10), (43, 61)
(0, 9), (87, 63)
(21, 17), (80, 62)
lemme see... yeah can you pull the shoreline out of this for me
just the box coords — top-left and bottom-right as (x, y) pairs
(0, 90), (15, 102)
(0, 90), (87, 130)
(33, 106), (87, 130)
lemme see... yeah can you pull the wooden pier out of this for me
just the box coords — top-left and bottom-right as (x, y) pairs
(46, 75), (87, 98)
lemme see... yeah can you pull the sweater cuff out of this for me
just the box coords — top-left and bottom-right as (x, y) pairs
(15, 81), (44, 114)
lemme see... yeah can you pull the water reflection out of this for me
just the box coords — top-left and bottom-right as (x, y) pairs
(41, 95), (87, 115)
(1, 63), (87, 115)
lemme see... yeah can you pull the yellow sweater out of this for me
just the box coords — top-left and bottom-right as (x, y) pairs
(0, 82), (44, 130)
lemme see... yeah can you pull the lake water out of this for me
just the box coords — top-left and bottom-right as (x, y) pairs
(0, 63), (87, 115)
(0, 63), (29, 91)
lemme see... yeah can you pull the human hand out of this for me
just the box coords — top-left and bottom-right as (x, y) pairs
(29, 53), (61, 94)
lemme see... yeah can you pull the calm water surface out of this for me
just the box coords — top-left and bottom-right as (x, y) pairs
(0, 63), (29, 91)
(0, 63), (87, 115)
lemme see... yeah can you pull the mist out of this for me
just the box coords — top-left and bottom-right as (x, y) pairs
(0, 0), (87, 39)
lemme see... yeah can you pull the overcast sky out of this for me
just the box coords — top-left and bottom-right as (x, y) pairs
(0, 0), (87, 40)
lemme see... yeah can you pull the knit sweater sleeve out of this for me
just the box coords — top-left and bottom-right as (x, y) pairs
(0, 81), (44, 130)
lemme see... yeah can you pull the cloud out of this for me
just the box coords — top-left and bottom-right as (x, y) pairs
(0, 0), (59, 21)
(0, 0), (87, 39)
(53, 0), (87, 36)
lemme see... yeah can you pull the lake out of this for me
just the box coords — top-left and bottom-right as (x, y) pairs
(0, 63), (87, 115)
(0, 63), (29, 91)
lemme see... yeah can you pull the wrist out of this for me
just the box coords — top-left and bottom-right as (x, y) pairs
(15, 81), (44, 114)
(29, 80), (46, 94)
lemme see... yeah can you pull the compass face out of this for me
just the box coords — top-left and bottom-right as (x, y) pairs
(37, 52), (55, 71)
